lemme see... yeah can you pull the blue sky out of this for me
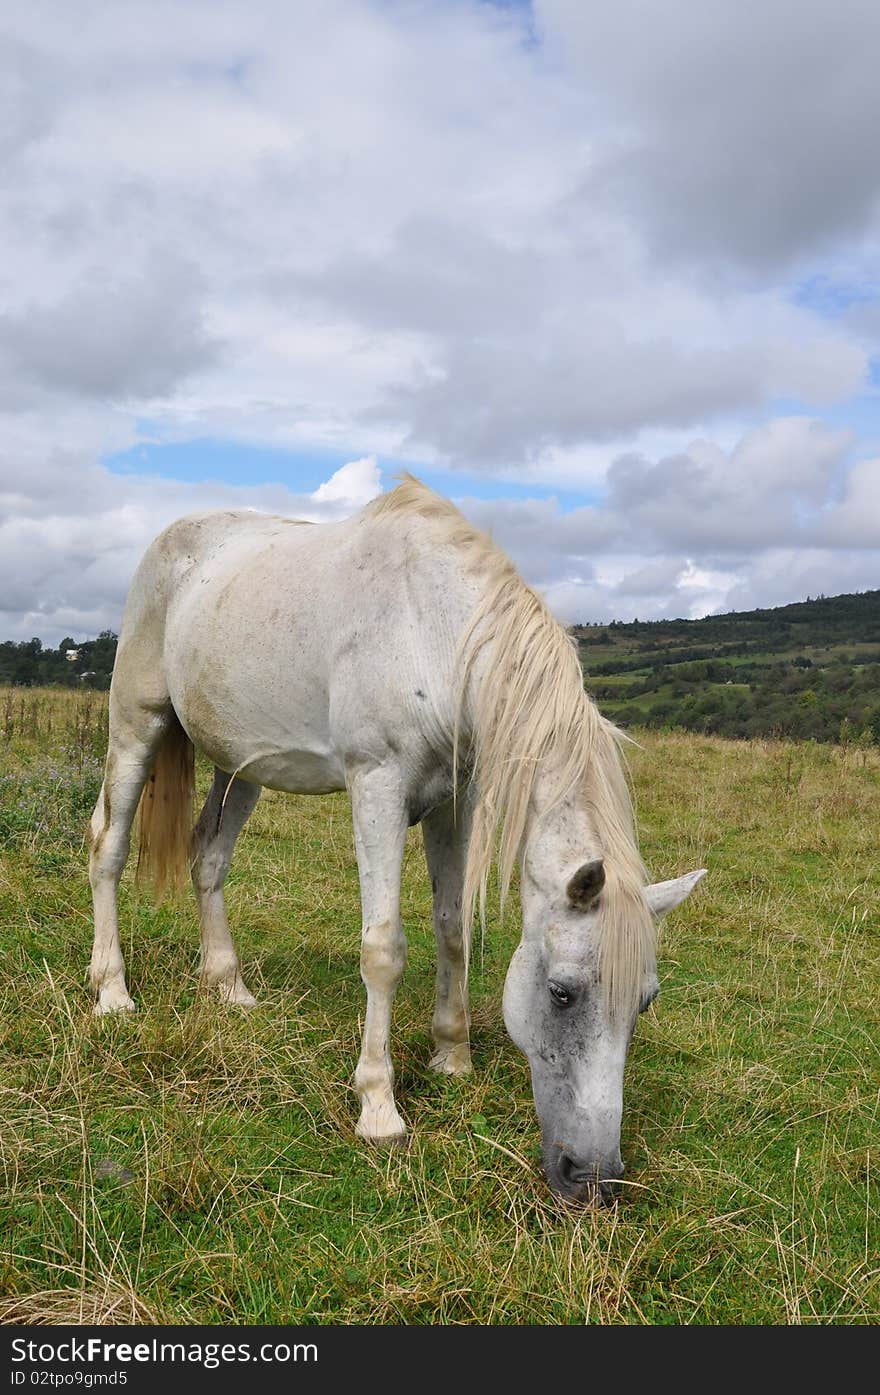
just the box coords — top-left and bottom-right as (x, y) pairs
(1, 0), (879, 643)
(103, 438), (605, 510)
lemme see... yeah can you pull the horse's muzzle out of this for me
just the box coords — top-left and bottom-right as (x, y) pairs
(544, 1146), (624, 1206)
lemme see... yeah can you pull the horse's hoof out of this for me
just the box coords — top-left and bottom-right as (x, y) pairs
(218, 986), (259, 1008)
(355, 1106), (408, 1146)
(94, 993), (136, 1016)
(430, 1045), (473, 1075)
(366, 1131), (409, 1151)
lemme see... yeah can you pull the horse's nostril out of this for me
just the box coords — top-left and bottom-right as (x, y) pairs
(559, 1153), (595, 1187)
(557, 1154), (621, 1204)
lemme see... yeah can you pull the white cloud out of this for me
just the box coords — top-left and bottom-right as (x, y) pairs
(818, 456), (880, 547)
(309, 456), (382, 508)
(605, 418), (857, 549)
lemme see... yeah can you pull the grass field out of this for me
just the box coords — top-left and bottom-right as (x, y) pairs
(0, 686), (877, 1325)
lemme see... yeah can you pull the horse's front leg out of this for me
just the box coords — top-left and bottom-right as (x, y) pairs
(348, 764), (409, 1143)
(422, 794), (473, 1075)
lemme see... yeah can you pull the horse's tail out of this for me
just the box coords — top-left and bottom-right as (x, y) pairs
(136, 712), (195, 901)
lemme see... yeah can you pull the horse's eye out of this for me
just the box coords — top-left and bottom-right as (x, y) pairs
(549, 982), (573, 1008)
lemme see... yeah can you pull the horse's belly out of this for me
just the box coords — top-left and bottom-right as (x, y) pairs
(228, 747), (346, 795)
(179, 708), (347, 793)
(168, 654), (346, 793)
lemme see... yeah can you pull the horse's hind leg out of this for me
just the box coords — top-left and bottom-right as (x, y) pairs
(422, 794), (474, 1075)
(191, 768), (261, 1006)
(88, 714), (170, 1014)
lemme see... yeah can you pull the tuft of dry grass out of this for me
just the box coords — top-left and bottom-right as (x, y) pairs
(0, 1287), (157, 1327)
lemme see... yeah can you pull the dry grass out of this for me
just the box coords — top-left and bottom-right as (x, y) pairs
(1, 1288), (157, 1327)
(0, 690), (878, 1323)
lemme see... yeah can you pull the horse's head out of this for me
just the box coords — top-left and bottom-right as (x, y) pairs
(503, 851), (706, 1205)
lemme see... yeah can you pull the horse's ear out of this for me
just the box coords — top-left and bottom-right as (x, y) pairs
(645, 869), (706, 918)
(566, 858), (606, 910)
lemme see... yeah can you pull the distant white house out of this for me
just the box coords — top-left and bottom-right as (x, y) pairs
(65, 649), (81, 661)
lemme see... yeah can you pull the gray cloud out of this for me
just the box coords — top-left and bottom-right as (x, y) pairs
(0, 255), (218, 401)
(384, 330), (765, 465)
(722, 547), (880, 613)
(0, 37), (60, 163)
(816, 455), (880, 548)
(281, 211), (867, 466)
(605, 418), (857, 550)
(451, 418), (880, 621)
(536, 0), (880, 273)
(457, 493), (616, 588)
(615, 558), (688, 598)
(280, 218), (550, 341)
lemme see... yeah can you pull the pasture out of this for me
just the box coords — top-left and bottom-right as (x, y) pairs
(0, 685), (877, 1324)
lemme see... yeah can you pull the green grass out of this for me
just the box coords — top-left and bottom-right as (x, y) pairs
(1, 689), (878, 1324)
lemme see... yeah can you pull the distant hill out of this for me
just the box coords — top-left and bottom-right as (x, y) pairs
(574, 589), (880, 743)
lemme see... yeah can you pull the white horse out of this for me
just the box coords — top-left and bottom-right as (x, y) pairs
(88, 475), (704, 1203)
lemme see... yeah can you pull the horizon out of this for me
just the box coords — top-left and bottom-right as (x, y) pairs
(5, 580), (879, 653)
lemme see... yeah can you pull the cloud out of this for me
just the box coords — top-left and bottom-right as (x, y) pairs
(536, 0), (880, 272)
(0, 0), (870, 471)
(383, 326), (766, 466)
(720, 547), (880, 613)
(298, 216), (868, 465)
(605, 418), (856, 549)
(449, 417), (880, 620)
(615, 558), (688, 598)
(310, 456), (382, 508)
(818, 456), (880, 547)
(0, 254), (218, 401)
(0, 36), (60, 163)
(457, 492), (615, 588)
(0, 2), (875, 642)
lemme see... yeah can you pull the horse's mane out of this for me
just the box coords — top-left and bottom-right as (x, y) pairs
(368, 475), (655, 1019)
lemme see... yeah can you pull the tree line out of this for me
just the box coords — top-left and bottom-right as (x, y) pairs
(0, 634), (117, 689)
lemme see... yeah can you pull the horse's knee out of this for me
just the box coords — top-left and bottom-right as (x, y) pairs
(89, 831), (128, 886)
(435, 906), (465, 962)
(191, 844), (226, 897)
(360, 920), (406, 990)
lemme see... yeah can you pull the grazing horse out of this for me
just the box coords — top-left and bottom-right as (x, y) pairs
(87, 475), (704, 1203)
